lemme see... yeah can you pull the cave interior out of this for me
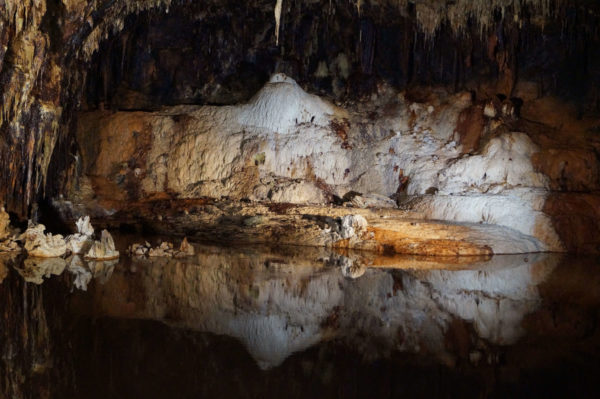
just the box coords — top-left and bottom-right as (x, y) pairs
(2, 1), (600, 398)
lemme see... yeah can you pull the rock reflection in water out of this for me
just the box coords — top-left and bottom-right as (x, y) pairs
(68, 244), (559, 369)
(1, 242), (599, 398)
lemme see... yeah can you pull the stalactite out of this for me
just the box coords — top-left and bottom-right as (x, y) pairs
(274, 0), (283, 45)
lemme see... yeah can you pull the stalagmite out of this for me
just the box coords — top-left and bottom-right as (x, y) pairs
(85, 230), (119, 260)
(176, 237), (195, 257)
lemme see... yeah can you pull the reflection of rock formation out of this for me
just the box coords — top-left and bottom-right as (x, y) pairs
(88, 259), (117, 284)
(0, 255), (12, 284)
(92, 247), (343, 369)
(16, 257), (67, 284)
(67, 256), (92, 291)
(340, 253), (560, 366)
(79, 245), (558, 369)
(65, 255), (118, 291)
(409, 254), (559, 345)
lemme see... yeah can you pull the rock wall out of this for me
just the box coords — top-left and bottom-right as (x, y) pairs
(72, 74), (600, 251)
(0, 0), (599, 222)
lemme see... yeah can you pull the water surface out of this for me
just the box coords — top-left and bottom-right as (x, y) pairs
(1, 239), (599, 398)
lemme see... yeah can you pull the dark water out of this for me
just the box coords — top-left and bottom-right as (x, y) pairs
(1, 240), (600, 399)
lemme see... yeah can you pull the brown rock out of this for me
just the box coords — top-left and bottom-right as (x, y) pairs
(454, 105), (485, 154)
(532, 149), (599, 191)
(0, 206), (10, 241)
(543, 193), (600, 253)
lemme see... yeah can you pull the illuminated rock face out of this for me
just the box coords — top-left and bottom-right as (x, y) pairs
(73, 75), (563, 253)
(1, 0), (599, 253)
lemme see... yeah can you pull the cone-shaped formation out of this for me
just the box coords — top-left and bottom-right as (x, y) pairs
(85, 230), (119, 260)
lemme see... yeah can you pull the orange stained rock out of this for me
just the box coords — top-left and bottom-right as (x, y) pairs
(367, 226), (494, 256)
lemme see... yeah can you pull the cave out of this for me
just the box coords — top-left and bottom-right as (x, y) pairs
(1, 0), (600, 398)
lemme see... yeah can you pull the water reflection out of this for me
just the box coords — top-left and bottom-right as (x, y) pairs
(1, 240), (599, 398)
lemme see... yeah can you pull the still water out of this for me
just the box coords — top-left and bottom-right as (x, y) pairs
(1, 238), (599, 398)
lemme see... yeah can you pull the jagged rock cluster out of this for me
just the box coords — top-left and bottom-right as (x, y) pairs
(0, 206), (119, 260)
(128, 237), (195, 258)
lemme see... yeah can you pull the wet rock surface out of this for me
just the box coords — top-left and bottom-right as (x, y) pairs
(65, 74), (600, 253)
(1, 238), (599, 398)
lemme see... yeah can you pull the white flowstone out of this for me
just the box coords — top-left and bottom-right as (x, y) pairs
(77, 75), (566, 253)
(350, 193), (397, 208)
(237, 73), (341, 133)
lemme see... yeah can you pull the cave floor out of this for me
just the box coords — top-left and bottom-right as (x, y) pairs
(1, 241), (599, 398)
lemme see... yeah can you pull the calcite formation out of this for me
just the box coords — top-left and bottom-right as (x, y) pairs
(85, 230), (119, 260)
(0, 0), (598, 256)
(65, 216), (95, 254)
(68, 74), (592, 254)
(18, 224), (67, 258)
(0, 206), (20, 252)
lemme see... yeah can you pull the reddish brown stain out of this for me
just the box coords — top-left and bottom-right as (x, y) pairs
(454, 105), (485, 154)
